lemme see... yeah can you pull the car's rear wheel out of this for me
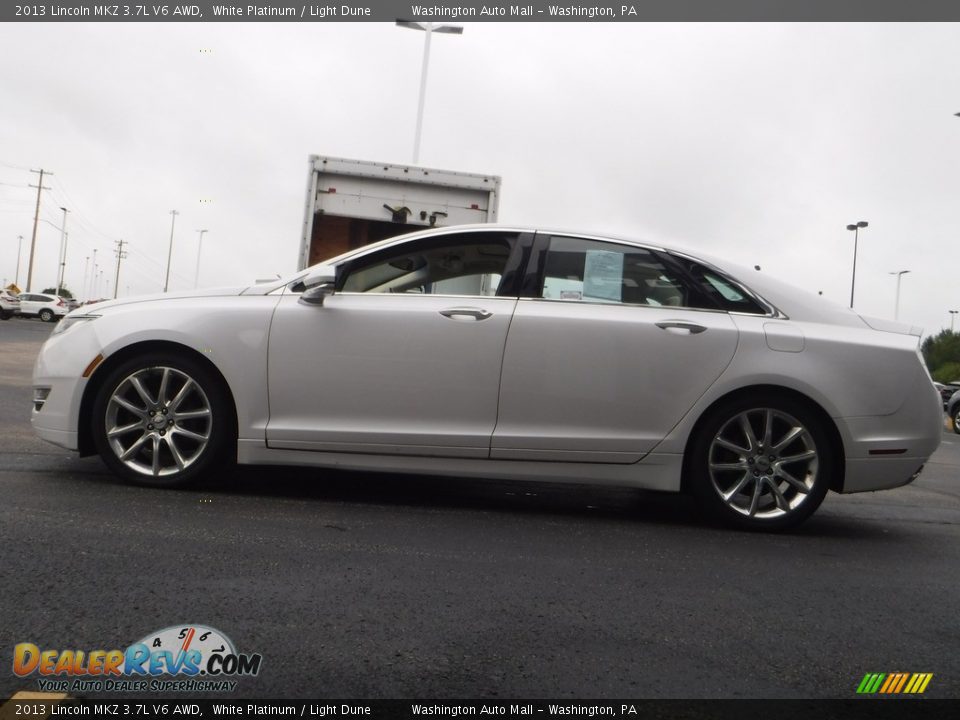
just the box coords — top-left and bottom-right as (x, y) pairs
(39, 309), (54, 322)
(0, 310), (10, 320)
(91, 353), (233, 487)
(688, 394), (832, 531)
(952, 407), (960, 435)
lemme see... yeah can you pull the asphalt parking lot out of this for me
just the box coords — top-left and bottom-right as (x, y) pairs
(1, 316), (958, 700)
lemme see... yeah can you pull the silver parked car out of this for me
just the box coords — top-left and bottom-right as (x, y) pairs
(31, 226), (942, 530)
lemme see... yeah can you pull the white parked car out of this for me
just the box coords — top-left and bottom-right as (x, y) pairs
(17, 292), (69, 322)
(0, 290), (20, 319)
(31, 226), (942, 530)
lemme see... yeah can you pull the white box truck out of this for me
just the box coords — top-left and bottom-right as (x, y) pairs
(298, 155), (502, 270)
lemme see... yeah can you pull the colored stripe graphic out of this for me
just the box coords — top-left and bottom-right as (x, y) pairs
(858, 673), (886, 694)
(857, 673), (932, 694)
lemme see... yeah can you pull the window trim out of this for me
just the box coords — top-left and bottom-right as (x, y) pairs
(519, 231), (780, 318)
(521, 232), (714, 310)
(659, 249), (781, 318)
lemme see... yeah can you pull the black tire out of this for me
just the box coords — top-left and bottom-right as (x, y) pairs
(952, 407), (960, 435)
(39, 309), (54, 322)
(91, 352), (234, 488)
(687, 393), (833, 531)
(0, 310), (10, 320)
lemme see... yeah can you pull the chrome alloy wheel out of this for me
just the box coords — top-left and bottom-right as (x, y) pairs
(104, 366), (213, 477)
(707, 408), (819, 519)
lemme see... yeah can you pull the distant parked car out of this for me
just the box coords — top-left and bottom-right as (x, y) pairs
(17, 292), (69, 322)
(935, 382), (949, 407)
(947, 391), (960, 434)
(0, 290), (20, 319)
(936, 382), (960, 409)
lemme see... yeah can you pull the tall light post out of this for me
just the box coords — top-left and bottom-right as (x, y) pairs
(194, 229), (208, 289)
(396, 20), (463, 164)
(164, 209), (179, 292)
(950, 310), (958, 333)
(888, 270), (910, 320)
(845, 220), (868, 308)
(89, 249), (98, 299)
(15, 235), (23, 287)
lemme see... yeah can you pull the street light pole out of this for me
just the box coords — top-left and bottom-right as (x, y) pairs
(396, 20), (463, 164)
(164, 209), (179, 292)
(15, 235), (23, 288)
(950, 310), (958, 333)
(888, 270), (910, 320)
(194, 229), (208, 289)
(845, 220), (868, 308)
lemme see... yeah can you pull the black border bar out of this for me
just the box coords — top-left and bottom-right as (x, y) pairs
(6, 1), (960, 23)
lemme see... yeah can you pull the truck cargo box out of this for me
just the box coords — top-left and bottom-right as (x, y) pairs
(299, 155), (501, 270)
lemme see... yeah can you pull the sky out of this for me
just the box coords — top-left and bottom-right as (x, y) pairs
(1, 21), (959, 336)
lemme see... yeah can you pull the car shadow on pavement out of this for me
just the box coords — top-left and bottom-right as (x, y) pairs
(60, 456), (909, 539)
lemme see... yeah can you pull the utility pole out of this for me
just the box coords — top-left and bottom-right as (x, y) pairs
(56, 207), (69, 292)
(194, 229), (208, 289)
(26, 168), (52, 292)
(82, 255), (89, 301)
(89, 248), (98, 299)
(112, 239), (127, 299)
(15, 235), (23, 287)
(164, 209), (178, 292)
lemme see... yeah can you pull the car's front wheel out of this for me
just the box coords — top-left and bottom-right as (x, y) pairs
(952, 407), (960, 435)
(39, 309), (55, 322)
(91, 353), (233, 487)
(688, 394), (832, 531)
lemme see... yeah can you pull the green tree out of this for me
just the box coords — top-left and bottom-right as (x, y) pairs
(921, 329), (960, 382)
(42, 286), (73, 299)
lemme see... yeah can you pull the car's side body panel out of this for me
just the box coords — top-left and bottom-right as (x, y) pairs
(492, 299), (739, 463)
(32, 296), (280, 450)
(266, 292), (518, 458)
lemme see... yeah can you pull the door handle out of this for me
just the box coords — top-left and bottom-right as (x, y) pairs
(655, 320), (707, 334)
(439, 307), (493, 321)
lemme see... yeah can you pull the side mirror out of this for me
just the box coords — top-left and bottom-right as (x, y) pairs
(299, 266), (337, 306)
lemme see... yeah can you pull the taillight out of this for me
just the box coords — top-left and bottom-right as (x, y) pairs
(57, 300), (65, 307)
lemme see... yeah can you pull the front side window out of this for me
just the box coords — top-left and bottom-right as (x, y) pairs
(539, 236), (689, 307)
(339, 232), (516, 297)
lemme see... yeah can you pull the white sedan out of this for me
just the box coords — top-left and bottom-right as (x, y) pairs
(31, 226), (942, 530)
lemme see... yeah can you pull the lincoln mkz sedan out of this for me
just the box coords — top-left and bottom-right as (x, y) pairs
(31, 226), (942, 530)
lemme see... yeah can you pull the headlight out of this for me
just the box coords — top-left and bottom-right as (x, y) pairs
(51, 314), (100, 336)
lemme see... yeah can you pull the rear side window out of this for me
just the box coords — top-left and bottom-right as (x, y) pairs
(667, 255), (768, 315)
(538, 236), (690, 307)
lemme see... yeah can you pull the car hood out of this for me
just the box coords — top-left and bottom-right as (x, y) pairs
(72, 286), (251, 315)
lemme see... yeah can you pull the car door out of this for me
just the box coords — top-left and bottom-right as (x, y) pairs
(266, 230), (529, 458)
(491, 233), (741, 463)
(19, 294), (40, 315)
